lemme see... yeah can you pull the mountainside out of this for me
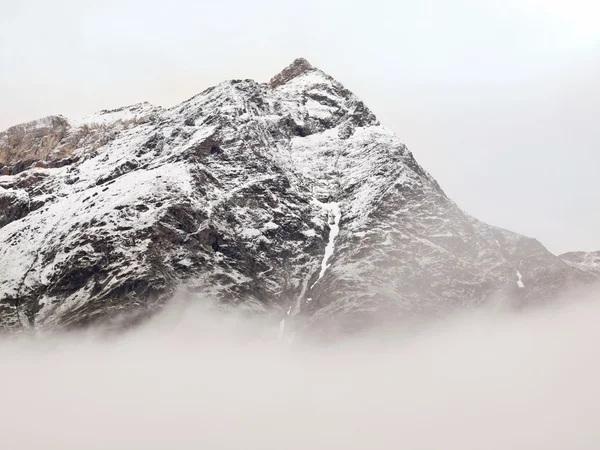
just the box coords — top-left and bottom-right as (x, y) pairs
(560, 251), (600, 275)
(0, 58), (597, 332)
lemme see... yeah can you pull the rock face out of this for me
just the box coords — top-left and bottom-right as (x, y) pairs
(0, 115), (70, 169)
(0, 58), (597, 331)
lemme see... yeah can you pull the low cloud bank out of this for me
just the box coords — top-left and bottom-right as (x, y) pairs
(1, 291), (600, 450)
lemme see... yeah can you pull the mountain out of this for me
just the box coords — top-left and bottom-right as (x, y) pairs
(0, 58), (597, 332)
(560, 251), (600, 276)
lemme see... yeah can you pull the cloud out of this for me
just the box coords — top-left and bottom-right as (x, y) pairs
(512, 0), (600, 43)
(1, 290), (600, 449)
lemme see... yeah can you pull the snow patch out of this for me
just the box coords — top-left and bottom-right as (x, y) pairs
(516, 271), (525, 288)
(69, 102), (158, 128)
(430, 232), (454, 238)
(240, 228), (262, 239)
(302, 229), (317, 238)
(262, 221), (279, 231)
(178, 258), (193, 268)
(311, 200), (341, 288)
(304, 99), (336, 120)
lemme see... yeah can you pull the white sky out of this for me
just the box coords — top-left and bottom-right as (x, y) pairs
(1, 0), (598, 254)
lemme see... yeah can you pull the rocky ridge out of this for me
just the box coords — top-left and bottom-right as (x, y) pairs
(560, 251), (600, 275)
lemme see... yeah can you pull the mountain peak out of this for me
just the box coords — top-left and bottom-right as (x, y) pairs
(269, 57), (315, 88)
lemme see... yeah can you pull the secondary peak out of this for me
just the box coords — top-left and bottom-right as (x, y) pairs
(269, 57), (314, 88)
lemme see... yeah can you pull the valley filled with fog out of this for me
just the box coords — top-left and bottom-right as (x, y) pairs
(1, 289), (599, 450)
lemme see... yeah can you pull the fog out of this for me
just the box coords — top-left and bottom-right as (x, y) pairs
(1, 291), (600, 449)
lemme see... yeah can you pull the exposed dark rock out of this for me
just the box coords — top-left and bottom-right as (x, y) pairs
(269, 57), (314, 88)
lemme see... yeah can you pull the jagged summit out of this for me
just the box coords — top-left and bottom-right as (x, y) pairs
(269, 57), (315, 88)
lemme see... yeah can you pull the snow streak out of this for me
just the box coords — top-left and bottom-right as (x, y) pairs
(311, 200), (341, 288)
(516, 270), (525, 288)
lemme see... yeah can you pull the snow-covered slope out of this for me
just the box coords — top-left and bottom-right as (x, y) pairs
(0, 58), (596, 331)
(560, 251), (600, 275)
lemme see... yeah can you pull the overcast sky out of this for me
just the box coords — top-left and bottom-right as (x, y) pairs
(1, 0), (598, 254)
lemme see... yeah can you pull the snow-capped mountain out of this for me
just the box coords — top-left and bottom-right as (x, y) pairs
(0, 58), (597, 331)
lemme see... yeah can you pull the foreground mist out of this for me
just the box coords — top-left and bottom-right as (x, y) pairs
(1, 292), (600, 450)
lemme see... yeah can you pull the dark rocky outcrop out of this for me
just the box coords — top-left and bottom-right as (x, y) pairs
(269, 57), (314, 88)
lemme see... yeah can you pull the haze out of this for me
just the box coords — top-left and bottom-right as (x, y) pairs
(1, 0), (599, 254)
(1, 291), (599, 450)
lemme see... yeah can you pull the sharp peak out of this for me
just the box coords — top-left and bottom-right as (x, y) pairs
(288, 57), (313, 69)
(269, 57), (319, 88)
